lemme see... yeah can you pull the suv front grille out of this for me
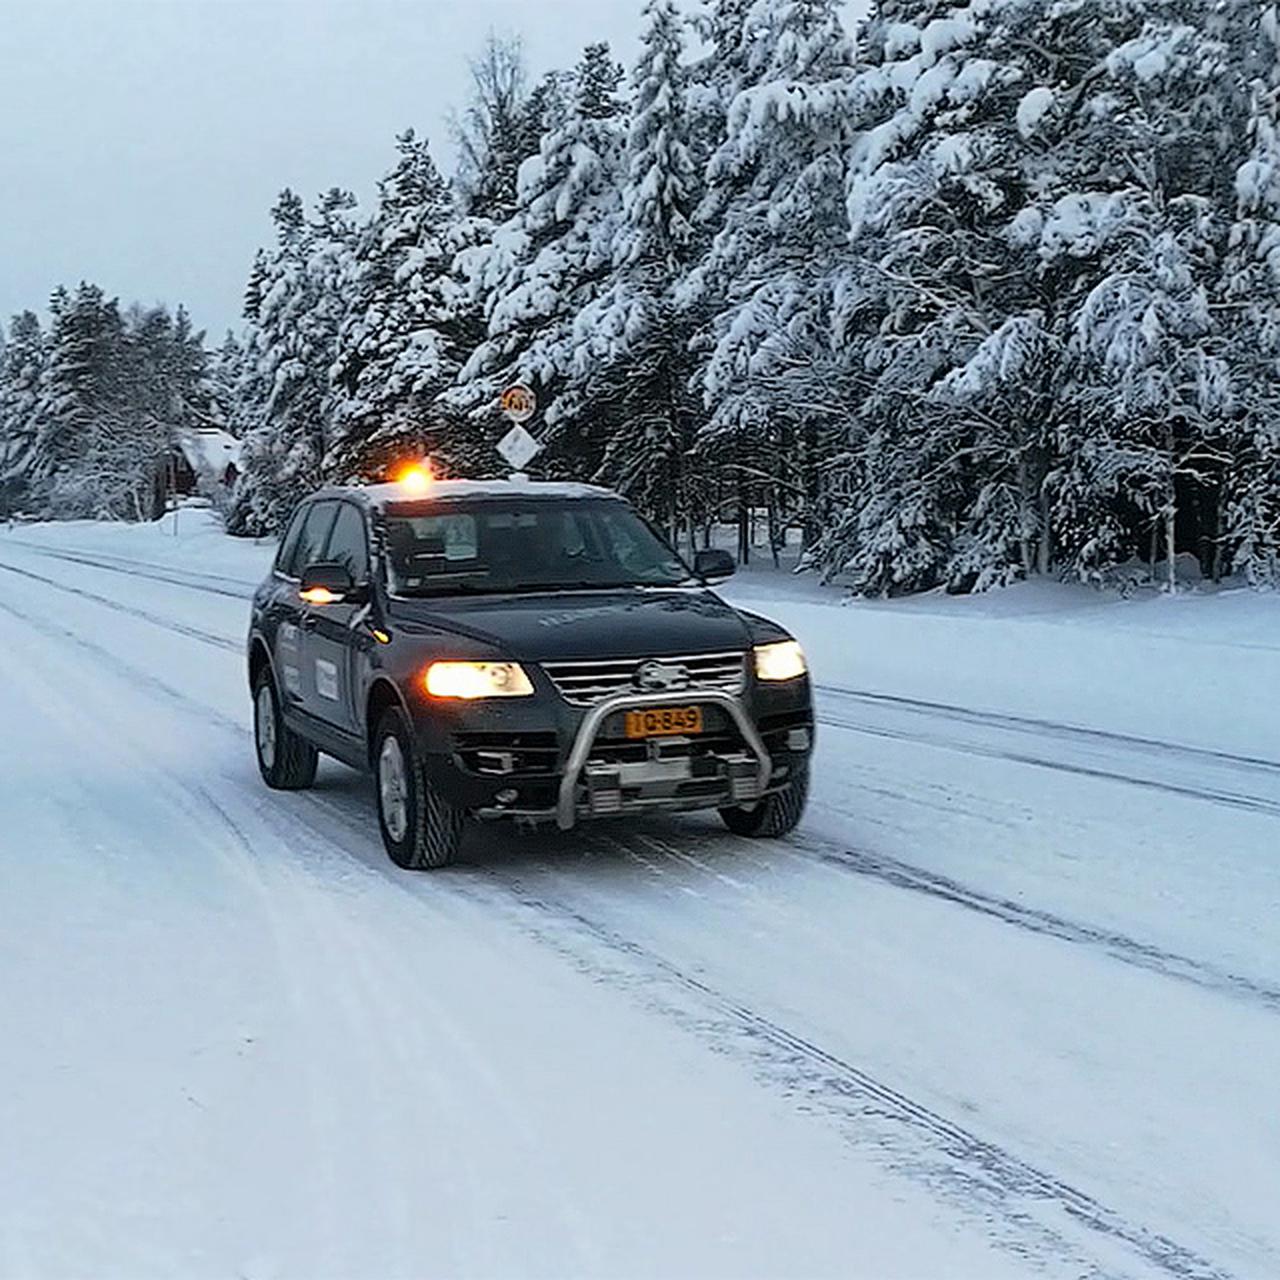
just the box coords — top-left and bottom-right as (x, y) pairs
(541, 651), (747, 706)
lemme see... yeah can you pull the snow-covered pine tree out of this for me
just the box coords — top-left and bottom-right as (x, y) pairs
(821, 0), (1065, 593)
(0, 310), (45, 519)
(812, 0), (1248, 593)
(690, 0), (859, 560)
(31, 282), (129, 518)
(1045, 6), (1238, 589)
(228, 187), (355, 534)
(450, 43), (627, 466)
(573, 0), (702, 543)
(328, 131), (466, 481)
(1221, 3), (1280, 584)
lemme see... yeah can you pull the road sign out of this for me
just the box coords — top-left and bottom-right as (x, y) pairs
(497, 423), (542, 471)
(499, 384), (537, 424)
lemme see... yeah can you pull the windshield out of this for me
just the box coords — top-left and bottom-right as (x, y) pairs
(382, 499), (692, 596)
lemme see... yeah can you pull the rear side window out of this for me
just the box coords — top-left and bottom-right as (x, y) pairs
(284, 501), (338, 578)
(275, 506), (308, 576)
(323, 503), (370, 582)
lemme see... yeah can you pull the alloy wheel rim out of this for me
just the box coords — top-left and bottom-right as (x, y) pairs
(379, 736), (409, 843)
(256, 684), (277, 769)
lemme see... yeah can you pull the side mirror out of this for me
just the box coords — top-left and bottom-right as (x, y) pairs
(300, 562), (363, 604)
(694, 548), (736, 582)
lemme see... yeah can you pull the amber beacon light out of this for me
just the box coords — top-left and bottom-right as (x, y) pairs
(395, 461), (434, 493)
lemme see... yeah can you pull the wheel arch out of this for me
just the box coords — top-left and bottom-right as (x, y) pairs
(366, 677), (412, 767)
(248, 634), (274, 691)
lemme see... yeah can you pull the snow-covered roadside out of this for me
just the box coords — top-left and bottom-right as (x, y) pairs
(724, 568), (1280, 764)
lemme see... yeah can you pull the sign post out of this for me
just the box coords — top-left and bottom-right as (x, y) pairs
(496, 383), (543, 474)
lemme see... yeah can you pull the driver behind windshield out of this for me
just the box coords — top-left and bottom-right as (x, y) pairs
(383, 500), (689, 596)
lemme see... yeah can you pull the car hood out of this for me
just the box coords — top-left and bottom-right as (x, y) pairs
(388, 587), (753, 661)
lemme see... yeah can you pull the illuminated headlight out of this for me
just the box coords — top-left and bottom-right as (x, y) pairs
(424, 661), (534, 699)
(754, 640), (807, 682)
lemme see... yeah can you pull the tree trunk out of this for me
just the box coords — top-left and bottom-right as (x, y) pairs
(766, 495), (780, 568)
(1037, 486), (1052, 576)
(1016, 448), (1033, 576)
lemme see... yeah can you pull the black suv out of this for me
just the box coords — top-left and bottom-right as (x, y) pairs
(247, 478), (814, 869)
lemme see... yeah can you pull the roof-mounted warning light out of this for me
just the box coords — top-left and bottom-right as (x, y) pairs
(394, 461), (433, 493)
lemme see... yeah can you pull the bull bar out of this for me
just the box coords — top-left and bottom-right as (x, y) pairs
(555, 688), (773, 830)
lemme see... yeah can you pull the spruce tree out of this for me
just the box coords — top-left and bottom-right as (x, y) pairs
(0, 310), (45, 518)
(574, 0), (701, 542)
(329, 132), (464, 480)
(1221, 3), (1280, 583)
(692, 0), (859, 560)
(450, 43), (627, 460)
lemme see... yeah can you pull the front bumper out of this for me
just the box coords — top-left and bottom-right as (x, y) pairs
(412, 678), (813, 828)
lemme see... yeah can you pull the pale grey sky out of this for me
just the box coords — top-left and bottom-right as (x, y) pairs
(1, 0), (864, 342)
(0, 0), (654, 338)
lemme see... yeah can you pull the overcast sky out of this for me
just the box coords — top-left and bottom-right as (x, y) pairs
(0, 0), (661, 339)
(2, 1), (867, 342)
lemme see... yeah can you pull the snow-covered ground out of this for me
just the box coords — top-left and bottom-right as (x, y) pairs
(2, 511), (1278, 1279)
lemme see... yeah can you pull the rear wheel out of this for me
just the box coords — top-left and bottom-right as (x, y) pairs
(253, 667), (318, 790)
(720, 762), (809, 838)
(374, 708), (465, 870)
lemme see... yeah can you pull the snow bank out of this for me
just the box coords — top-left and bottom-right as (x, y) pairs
(725, 571), (1280, 762)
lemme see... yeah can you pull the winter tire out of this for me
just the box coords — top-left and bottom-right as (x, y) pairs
(254, 666), (318, 790)
(374, 708), (465, 870)
(720, 761), (809, 838)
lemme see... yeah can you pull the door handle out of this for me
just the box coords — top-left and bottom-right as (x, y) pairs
(301, 613), (320, 632)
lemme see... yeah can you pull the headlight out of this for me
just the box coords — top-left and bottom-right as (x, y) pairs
(754, 640), (807, 682)
(423, 661), (534, 699)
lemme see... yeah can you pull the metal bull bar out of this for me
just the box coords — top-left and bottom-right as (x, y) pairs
(556, 689), (772, 830)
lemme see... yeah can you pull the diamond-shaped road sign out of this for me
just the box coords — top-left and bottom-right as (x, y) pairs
(497, 423), (542, 471)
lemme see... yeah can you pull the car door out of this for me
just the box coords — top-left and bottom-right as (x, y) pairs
(299, 499), (370, 735)
(278, 499), (338, 711)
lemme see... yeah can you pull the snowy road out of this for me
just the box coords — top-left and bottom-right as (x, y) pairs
(1, 527), (1277, 1279)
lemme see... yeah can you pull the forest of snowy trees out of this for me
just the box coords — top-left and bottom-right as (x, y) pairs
(5, 0), (1280, 595)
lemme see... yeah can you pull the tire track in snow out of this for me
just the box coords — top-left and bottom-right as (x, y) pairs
(1, 539), (256, 598)
(458, 867), (1234, 1280)
(8, 544), (1280, 1017)
(598, 824), (1280, 1016)
(815, 685), (1280, 777)
(0, 590), (595, 1276)
(816, 704), (1280, 821)
(0, 586), (1241, 1280)
(805, 843), (1280, 1012)
(11, 539), (1280, 819)
(0, 558), (242, 651)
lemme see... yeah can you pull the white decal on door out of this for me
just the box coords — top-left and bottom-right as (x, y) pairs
(315, 659), (340, 702)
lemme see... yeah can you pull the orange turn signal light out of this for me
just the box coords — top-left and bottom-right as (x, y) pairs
(300, 586), (341, 605)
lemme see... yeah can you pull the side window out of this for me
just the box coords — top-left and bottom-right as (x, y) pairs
(275, 505), (308, 576)
(323, 503), (370, 582)
(286, 501), (338, 578)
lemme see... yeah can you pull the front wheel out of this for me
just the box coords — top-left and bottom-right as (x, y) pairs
(720, 762), (809, 838)
(374, 708), (466, 870)
(254, 667), (318, 790)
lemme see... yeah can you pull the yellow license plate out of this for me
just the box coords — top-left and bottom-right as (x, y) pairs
(624, 706), (704, 739)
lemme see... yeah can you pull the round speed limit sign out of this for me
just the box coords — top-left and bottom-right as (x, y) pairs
(499, 384), (537, 424)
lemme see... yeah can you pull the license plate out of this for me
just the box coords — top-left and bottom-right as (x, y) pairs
(624, 706), (704, 739)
